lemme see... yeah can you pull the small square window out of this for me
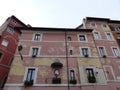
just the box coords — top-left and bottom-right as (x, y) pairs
(67, 37), (72, 41)
(7, 27), (14, 34)
(91, 23), (96, 27)
(34, 34), (41, 41)
(1, 40), (8, 47)
(102, 24), (107, 28)
(79, 35), (86, 41)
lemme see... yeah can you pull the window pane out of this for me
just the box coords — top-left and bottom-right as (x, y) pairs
(94, 32), (100, 40)
(26, 69), (35, 81)
(2, 40), (8, 47)
(99, 47), (105, 56)
(82, 48), (88, 55)
(79, 35), (86, 41)
(32, 48), (38, 56)
(7, 27), (14, 34)
(113, 48), (120, 56)
(70, 70), (75, 80)
(67, 37), (72, 41)
(34, 34), (41, 41)
(107, 33), (113, 40)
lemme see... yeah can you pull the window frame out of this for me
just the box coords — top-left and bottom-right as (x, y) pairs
(1, 40), (8, 47)
(67, 36), (72, 41)
(102, 23), (107, 28)
(30, 46), (41, 57)
(6, 27), (14, 34)
(33, 33), (42, 41)
(23, 67), (38, 84)
(93, 31), (101, 40)
(111, 46), (120, 57)
(90, 22), (97, 27)
(78, 34), (87, 42)
(98, 46), (107, 57)
(105, 32), (114, 41)
(70, 69), (75, 80)
(79, 47), (90, 57)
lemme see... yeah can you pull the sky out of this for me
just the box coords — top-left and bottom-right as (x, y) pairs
(0, 0), (120, 28)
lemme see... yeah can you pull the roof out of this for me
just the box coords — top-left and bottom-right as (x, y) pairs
(15, 27), (93, 32)
(11, 15), (27, 27)
(86, 17), (110, 21)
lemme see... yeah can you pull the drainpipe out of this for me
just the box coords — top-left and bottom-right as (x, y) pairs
(65, 31), (70, 90)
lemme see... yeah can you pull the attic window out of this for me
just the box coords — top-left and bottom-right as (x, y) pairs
(13, 20), (17, 24)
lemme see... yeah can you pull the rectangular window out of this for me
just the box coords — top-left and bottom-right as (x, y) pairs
(32, 48), (39, 57)
(106, 33), (113, 40)
(26, 69), (35, 81)
(102, 23), (107, 28)
(34, 34), (41, 41)
(112, 47), (120, 57)
(98, 47), (106, 56)
(67, 37), (72, 41)
(94, 32), (100, 40)
(86, 68), (96, 83)
(91, 23), (96, 27)
(7, 27), (14, 34)
(1, 40), (8, 47)
(81, 48), (88, 56)
(70, 70), (75, 80)
(79, 35), (86, 41)
(86, 68), (95, 77)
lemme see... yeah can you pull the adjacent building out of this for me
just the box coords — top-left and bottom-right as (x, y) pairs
(0, 15), (26, 89)
(1, 16), (120, 90)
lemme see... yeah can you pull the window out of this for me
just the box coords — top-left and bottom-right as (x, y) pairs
(67, 37), (72, 41)
(91, 23), (96, 27)
(106, 33), (113, 40)
(114, 27), (120, 31)
(0, 53), (3, 59)
(13, 20), (17, 24)
(26, 69), (35, 81)
(98, 47), (106, 56)
(79, 35), (86, 41)
(7, 27), (14, 34)
(81, 48), (88, 56)
(70, 70), (75, 80)
(102, 23), (107, 28)
(86, 68), (96, 83)
(94, 32), (101, 40)
(69, 50), (73, 55)
(86, 68), (95, 77)
(32, 48), (39, 57)
(112, 47), (120, 57)
(1, 40), (8, 47)
(34, 34), (41, 41)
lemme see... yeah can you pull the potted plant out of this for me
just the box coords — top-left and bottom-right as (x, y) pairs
(84, 54), (88, 57)
(69, 79), (77, 84)
(24, 80), (33, 87)
(87, 74), (96, 83)
(102, 55), (106, 58)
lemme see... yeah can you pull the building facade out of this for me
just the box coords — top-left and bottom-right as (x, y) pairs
(0, 15), (26, 89)
(2, 16), (120, 90)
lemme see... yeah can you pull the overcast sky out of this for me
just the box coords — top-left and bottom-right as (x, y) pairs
(0, 0), (120, 28)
